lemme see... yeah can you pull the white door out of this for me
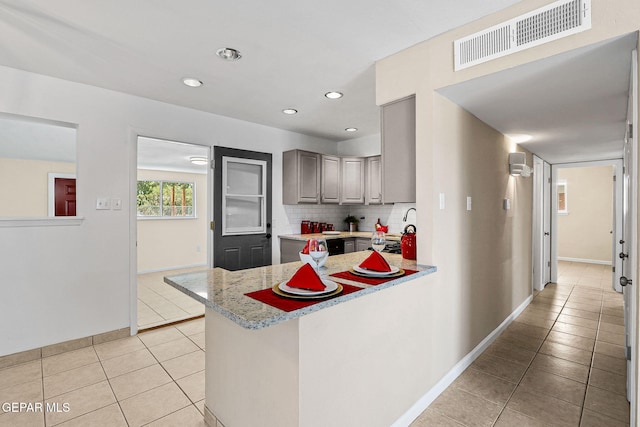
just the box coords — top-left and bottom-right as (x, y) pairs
(533, 155), (551, 291)
(621, 49), (637, 420)
(543, 161), (552, 285)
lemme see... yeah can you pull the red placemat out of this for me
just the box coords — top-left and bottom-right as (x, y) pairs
(245, 283), (363, 312)
(330, 269), (419, 286)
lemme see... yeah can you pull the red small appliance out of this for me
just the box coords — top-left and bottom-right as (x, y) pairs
(401, 224), (416, 260)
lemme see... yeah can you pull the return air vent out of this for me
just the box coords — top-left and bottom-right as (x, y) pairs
(454, 0), (591, 71)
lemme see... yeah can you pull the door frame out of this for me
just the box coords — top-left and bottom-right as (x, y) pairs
(549, 159), (623, 288)
(128, 131), (213, 335)
(47, 172), (76, 217)
(627, 47), (638, 425)
(532, 155), (551, 291)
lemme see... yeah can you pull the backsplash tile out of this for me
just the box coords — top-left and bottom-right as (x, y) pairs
(282, 202), (416, 235)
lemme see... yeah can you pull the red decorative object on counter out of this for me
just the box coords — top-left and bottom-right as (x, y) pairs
(375, 218), (389, 233)
(401, 224), (416, 260)
(311, 222), (320, 233)
(301, 220), (311, 234)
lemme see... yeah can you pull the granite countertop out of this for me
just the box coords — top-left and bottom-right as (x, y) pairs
(164, 252), (436, 330)
(279, 231), (402, 241)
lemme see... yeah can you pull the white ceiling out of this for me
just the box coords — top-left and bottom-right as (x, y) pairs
(0, 0), (522, 142)
(1, 2), (634, 166)
(438, 33), (637, 164)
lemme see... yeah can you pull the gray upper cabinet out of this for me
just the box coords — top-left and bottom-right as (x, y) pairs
(321, 155), (340, 203)
(283, 150), (320, 204)
(340, 157), (365, 204)
(365, 155), (382, 205)
(381, 95), (416, 203)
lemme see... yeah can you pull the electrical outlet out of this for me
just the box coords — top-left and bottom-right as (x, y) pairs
(112, 198), (122, 210)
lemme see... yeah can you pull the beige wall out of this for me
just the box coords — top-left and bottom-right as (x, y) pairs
(558, 166), (614, 263)
(375, 0), (639, 413)
(137, 169), (207, 272)
(0, 158), (75, 217)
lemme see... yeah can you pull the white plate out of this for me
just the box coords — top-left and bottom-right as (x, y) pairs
(279, 279), (338, 296)
(322, 231), (341, 235)
(353, 265), (400, 276)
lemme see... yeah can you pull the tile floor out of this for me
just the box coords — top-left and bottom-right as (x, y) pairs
(1, 262), (628, 426)
(138, 268), (205, 330)
(0, 318), (206, 427)
(412, 261), (630, 426)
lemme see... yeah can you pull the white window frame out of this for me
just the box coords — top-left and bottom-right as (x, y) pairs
(136, 179), (196, 219)
(222, 156), (267, 236)
(557, 179), (568, 215)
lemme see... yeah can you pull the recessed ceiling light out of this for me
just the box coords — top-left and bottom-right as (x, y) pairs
(182, 77), (203, 87)
(216, 47), (242, 61)
(325, 91), (343, 99)
(190, 156), (208, 165)
(282, 109), (298, 115)
(507, 134), (532, 143)
(345, 127), (358, 132)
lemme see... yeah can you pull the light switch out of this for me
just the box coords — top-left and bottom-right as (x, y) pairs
(503, 198), (511, 210)
(96, 198), (111, 210)
(112, 198), (122, 210)
(466, 196), (472, 211)
(439, 193), (445, 210)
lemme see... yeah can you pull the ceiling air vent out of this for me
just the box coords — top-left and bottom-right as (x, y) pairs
(454, 0), (591, 71)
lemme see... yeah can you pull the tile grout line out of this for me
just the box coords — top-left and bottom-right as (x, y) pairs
(490, 282), (570, 426)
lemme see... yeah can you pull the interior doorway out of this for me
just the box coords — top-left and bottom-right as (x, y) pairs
(136, 136), (210, 329)
(550, 161), (623, 293)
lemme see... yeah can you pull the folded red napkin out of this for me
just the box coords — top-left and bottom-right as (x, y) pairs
(301, 241), (309, 254)
(358, 251), (391, 272)
(287, 263), (326, 291)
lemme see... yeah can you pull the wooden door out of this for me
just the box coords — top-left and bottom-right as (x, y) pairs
(340, 157), (365, 204)
(321, 155), (340, 203)
(214, 147), (272, 271)
(54, 178), (76, 216)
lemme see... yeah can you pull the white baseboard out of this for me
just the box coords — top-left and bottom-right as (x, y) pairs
(137, 263), (207, 275)
(391, 294), (534, 427)
(558, 257), (611, 266)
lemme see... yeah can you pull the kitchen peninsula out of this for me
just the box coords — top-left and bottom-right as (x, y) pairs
(165, 252), (436, 427)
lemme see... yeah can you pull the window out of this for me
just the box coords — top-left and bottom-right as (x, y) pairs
(557, 179), (568, 214)
(222, 157), (266, 235)
(137, 180), (195, 217)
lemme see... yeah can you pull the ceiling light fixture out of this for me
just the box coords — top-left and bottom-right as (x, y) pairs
(345, 127), (358, 132)
(216, 47), (242, 61)
(507, 134), (532, 143)
(325, 91), (343, 99)
(282, 109), (298, 115)
(182, 77), (203, 87)
(190, 156), (208, 165)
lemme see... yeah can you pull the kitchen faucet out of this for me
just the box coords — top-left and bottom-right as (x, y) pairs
(402, 207), (416, 221)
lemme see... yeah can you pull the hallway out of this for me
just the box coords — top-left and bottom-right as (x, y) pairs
(412, 261), (629, 426)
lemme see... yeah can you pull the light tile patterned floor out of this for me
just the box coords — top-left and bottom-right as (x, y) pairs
(0, 262), (628, 426)
(0, 318), (206, 427)
(412, 261), (630, 426)
(137, 268), (205, 330)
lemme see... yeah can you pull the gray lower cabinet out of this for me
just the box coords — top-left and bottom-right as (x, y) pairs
(280, 239), (306, 263)
(321, 155), (340, 203)
(344, 239), (355, 253)
(365, 155), (382, 205)
(355, 238), (370, 252)
(283, 150), (320, 204)
(381, 95), (415, 203)
(340, 157), (365, 204)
